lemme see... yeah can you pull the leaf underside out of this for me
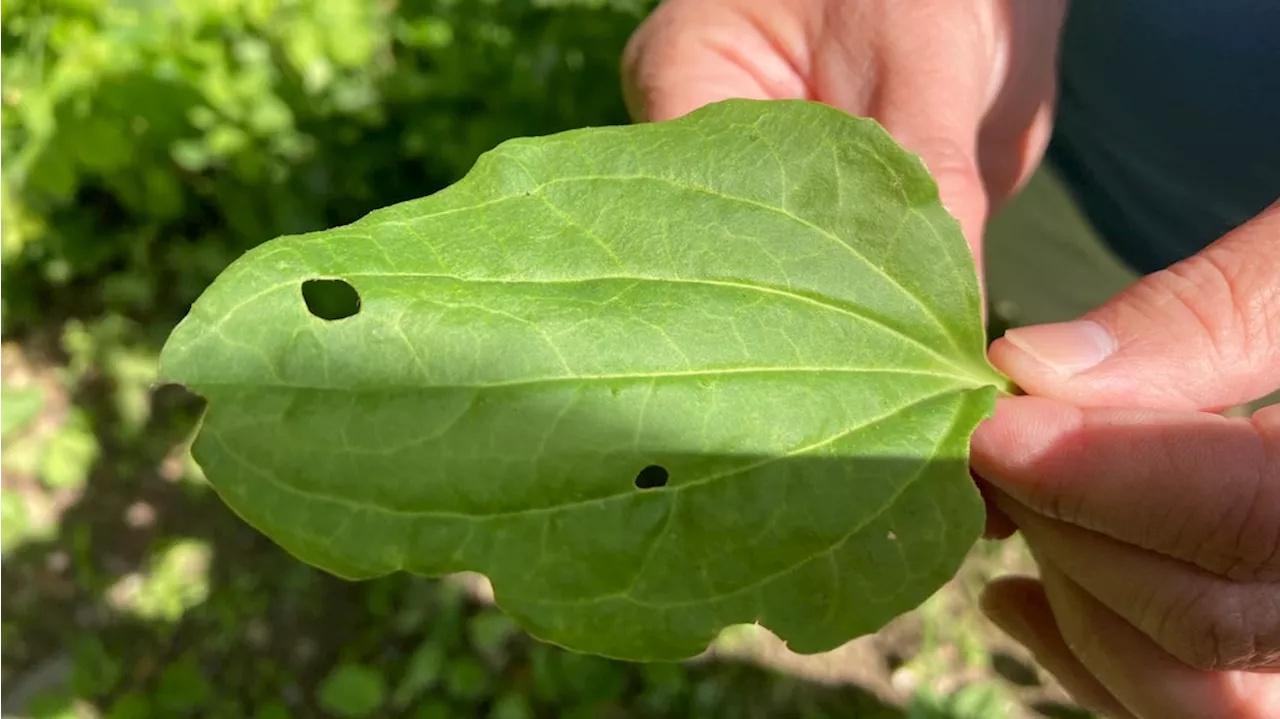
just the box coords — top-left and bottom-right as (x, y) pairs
(159, 99), (1003, 661)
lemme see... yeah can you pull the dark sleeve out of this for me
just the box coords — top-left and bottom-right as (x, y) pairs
(1046, 0), (1280, 275)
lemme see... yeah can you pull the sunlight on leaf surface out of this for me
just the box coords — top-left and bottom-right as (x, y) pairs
(158, 99), (1008, 660)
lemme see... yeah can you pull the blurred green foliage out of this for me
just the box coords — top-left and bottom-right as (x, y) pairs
(0, 382), (45, 441)
(2, 0), (651, 344)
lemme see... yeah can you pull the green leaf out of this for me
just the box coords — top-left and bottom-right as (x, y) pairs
(159, 98), (1009, 661)
(488, 692), (535, 719)
(557, 651), (629, 704)
(411, 700), (456, 719)
(949, 683), (1011, 719)
(27, 691), (78, 719)
(254, 702), (293, 719)
(467, 609), (519, 659)
(126, 538), (213, 622)
(154, 657), (213, 714)
(318, 663), (386, 718)
(105, 692), (153, 719)
(1, 488), (36, 555)
(443, 655), (492, 704)
(1, 383), (45, 443)
(38, 409), (100, 491)
(70, 636), (122, 698)
(390, 640), (446, 709)
(528, 643), (563, 703)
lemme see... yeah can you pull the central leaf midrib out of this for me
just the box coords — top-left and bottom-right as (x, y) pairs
(185, 269), (983, 384)
(209, 265), (973, 382)
(188, 366), (985, 393)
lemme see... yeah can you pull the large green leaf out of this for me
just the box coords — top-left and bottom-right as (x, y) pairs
(158, 99), (1010, 661)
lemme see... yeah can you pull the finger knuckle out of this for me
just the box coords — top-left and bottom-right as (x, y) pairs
(918, 138), (982, 186)
(1026, 472), (1083, 526)
(1159, 584), (1278, 671)
(1219, 455), (1280, 583)
(1150, 249), (1278, 376)
(914, 139), (987, 231)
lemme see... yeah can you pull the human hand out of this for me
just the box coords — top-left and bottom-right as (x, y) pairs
(622, 0), (1068, 262)
(971, 201), (1280, 718)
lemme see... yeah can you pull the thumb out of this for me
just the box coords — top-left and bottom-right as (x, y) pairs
(988, 201), (1280, 411)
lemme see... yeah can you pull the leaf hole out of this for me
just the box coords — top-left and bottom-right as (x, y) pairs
(302, 279), (361, 321)
(634, 465), (668, 490)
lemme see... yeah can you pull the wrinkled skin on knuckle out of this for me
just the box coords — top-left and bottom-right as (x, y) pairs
(1132, 244), (1280, 390)
(1113, 264), (1230, 394)
(1168, 413), (1280, 584)
(908, 136), (982, 185)
(1157, 582), (1280, 672)
(1217, 457), (1280, 584)
(1248, 413), (1280, 582)
(1163, 253), (1257, 371)
(905, 137), (990, 234)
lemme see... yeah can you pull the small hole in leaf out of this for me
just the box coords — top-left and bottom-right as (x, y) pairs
(634, 465), (668, 489)
(302, 279), (360, 320)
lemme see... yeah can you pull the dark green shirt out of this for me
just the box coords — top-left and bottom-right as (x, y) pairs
(1048, 0), (1280, 273)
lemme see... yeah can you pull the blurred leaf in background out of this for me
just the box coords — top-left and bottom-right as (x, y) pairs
(2, 0), (651, 348)
(1, 382), (45, 442)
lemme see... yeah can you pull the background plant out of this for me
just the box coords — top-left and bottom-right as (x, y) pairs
(2, 0), (649, 340)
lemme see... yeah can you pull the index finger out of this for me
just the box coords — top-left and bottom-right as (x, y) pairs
(970, 395), (1280, 583)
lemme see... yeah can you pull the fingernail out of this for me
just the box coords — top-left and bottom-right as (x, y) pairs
(1003, 320), (1117, 375)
